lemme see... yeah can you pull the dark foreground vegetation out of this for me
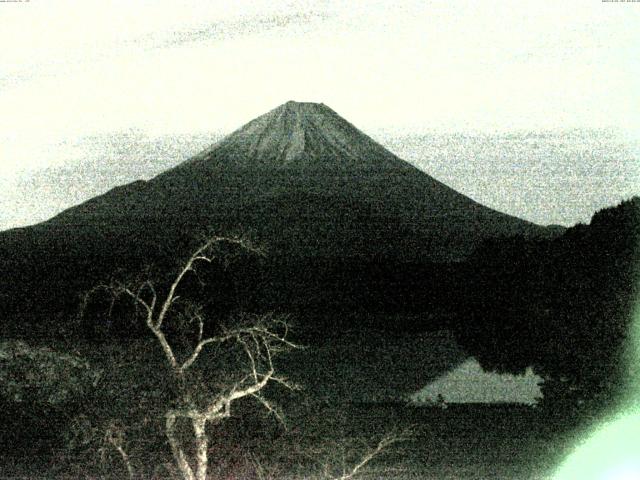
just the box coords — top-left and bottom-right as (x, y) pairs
(0, 377), (581, 480)
(0, 198), (638, 478)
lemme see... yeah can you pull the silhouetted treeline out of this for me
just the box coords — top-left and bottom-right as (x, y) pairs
(452, 197), (640, 413)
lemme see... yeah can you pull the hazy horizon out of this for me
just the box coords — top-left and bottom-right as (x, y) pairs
(1, 123), (637, 231)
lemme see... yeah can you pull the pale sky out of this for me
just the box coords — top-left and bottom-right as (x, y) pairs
(1, 0), (639, 229)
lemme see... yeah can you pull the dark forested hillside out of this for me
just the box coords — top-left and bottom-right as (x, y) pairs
(451, 197), (640, 413)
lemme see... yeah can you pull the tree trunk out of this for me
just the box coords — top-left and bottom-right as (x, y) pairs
(193, 416), (209, 480)
(114, 444), (136, 480)
(166, 412), (196, 480)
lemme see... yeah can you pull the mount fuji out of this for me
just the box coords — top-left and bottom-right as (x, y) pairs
(27, 101), (554, 263)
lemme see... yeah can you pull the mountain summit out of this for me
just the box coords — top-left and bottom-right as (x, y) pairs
(180, 100), (408, 171)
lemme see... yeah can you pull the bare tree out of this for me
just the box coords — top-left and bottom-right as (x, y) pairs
(82, 235), (413, 480)
(84, 235), (300, 480)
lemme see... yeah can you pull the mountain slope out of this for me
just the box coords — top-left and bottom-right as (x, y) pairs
(36, 101), (552, 263)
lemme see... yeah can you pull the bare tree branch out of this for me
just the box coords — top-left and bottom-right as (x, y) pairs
(179, 333), (236, 373)
(331, 430), (413, 480)
(83, 234), (297, 480)
(250, 392), (286, 426)
(239, 335), (259, 382)
(155, 235), (262, 331)
(102, 421), (136, 480)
